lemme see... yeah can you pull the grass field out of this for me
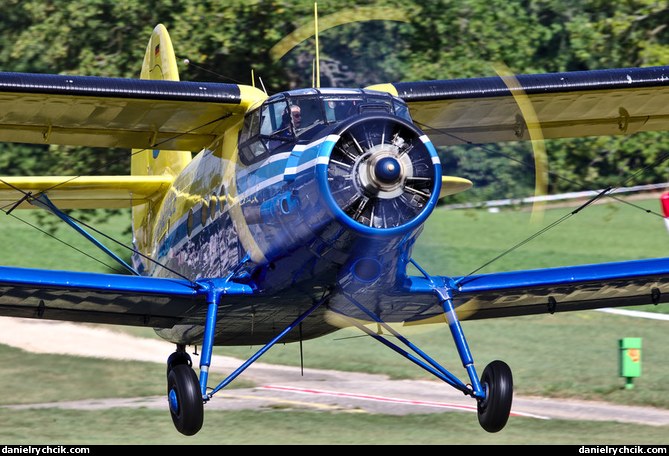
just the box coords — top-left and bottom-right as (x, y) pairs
(0, 198), (668, 443)
(1, 408), (667, 445)
(0, 343), (166, 405)
(222, 311), (669, 408)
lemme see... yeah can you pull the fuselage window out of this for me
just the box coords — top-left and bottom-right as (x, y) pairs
(187, 209), (194, 237)
(210, 197), (217, 220)
(201, 201), (208, 227)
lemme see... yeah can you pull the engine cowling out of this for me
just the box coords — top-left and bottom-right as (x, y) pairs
(318, 114), (442, 236)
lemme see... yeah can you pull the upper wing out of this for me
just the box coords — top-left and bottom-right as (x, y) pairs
(0, 265), (253, 328)
(0, 72), (264, 151)
(378, 257), (669, 324)
(370, 66), (669, 146)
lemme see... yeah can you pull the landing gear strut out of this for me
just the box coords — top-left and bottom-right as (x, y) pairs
(339, 261), (514, 433)
(166, 349), (203, 436)
(165, 284), (328, 436)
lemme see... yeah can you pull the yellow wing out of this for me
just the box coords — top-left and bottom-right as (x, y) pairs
(368, 66), (669, 146)
(0, 73), (262, 151)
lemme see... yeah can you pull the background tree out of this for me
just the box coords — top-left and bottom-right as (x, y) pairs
(0, 0), (668, 213)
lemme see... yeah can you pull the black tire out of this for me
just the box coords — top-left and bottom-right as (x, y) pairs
(167, 364), (204, 436)
(477, 360), (513, 433)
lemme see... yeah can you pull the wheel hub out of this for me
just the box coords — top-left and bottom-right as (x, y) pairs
(168, 388), (179, 414)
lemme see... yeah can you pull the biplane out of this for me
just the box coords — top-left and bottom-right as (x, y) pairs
(0, 22), (668, 436)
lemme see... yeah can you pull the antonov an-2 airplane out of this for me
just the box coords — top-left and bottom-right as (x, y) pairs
(0, 24), (668, 436)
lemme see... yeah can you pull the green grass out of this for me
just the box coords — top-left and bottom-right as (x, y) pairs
(416, 199), (669, 275)
(6, 200), (664, 407)
(0, 198), (668, 444)
(217, 198), (669, 407)
(221, 311), (669, 408)
(0, 342), (253, 405)
(0, 408), (666, 444)
(0, 209), (132, 272)
(0, 343), (166, 404)
(4, 199), (666, 275)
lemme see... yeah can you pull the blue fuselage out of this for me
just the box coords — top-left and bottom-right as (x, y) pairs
(140, 89), (442, 346)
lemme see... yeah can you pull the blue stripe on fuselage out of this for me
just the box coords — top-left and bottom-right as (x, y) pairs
(153, 135), (338, 271)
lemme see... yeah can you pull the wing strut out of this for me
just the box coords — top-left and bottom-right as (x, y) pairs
(32, 194), (140, 276)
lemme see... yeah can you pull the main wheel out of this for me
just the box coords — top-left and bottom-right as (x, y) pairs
(167, 364), (204, 436)
(477, 360), (513, 433)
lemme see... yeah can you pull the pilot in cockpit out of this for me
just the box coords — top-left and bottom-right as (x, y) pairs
(289, 105), (301, 129)
(277, 104), (301, 135)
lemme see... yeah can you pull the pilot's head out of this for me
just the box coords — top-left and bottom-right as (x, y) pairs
(290, 105), (301, 128)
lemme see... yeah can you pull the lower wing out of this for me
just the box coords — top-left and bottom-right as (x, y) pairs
(0, 266), (252, 327)
(330, 257), (669, 324)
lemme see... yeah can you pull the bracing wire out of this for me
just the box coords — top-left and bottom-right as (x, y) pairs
(65, 212), (196, 284)
(414, 121), (669, 281)
(0, 112), (234, 285)
(415, 120), (667, 219)
(1, 210), (127, 274)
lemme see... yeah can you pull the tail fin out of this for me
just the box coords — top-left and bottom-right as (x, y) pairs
(132, 24), (190, 267)
(131, 24), (191, 178)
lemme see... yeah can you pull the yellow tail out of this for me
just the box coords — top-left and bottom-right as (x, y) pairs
(131, 24), (191, 179)
(132, 24), (190, 259)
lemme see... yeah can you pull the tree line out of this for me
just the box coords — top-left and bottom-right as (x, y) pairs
(0, 0), (668, 204)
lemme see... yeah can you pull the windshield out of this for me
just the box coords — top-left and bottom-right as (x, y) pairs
(238, 91), (413, 165)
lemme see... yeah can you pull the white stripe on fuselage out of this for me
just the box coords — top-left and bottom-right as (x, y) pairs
(156, 135), (339, 261)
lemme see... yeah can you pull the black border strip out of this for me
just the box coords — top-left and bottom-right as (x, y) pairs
(394, 65), (669, 101)
(0, 71), (242, 104)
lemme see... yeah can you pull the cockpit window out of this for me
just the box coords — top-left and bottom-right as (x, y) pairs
(238, 91), (413, 165)
(238, 108), (268, 165)
(290, 97), (325, 134)
(324, 98), (363, 122)
(260, 100), (289, 136)
(393, 99), (411, 121)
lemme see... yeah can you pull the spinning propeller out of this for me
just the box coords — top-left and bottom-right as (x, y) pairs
(272, 12), (550, 326)
(327, 116), (436, 229)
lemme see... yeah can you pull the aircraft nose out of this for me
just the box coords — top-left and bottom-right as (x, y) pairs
(318, 114), (442, 233)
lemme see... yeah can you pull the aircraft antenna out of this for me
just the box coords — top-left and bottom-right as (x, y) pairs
(311, 59), (316, 88)
(299, 322), (305, 376)
(251, 68), (255, 88)
(314, 2), (320, 88)
(258, 76), (268, 94)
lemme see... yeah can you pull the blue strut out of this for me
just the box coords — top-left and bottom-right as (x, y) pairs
(434, 285), (484, 398)
(198, 287), (222, 398)
(336, 260), (486, 399)
(197, 290), (326, 400)
(32, 194), (139, 276)
(411, 259), (485, 398)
